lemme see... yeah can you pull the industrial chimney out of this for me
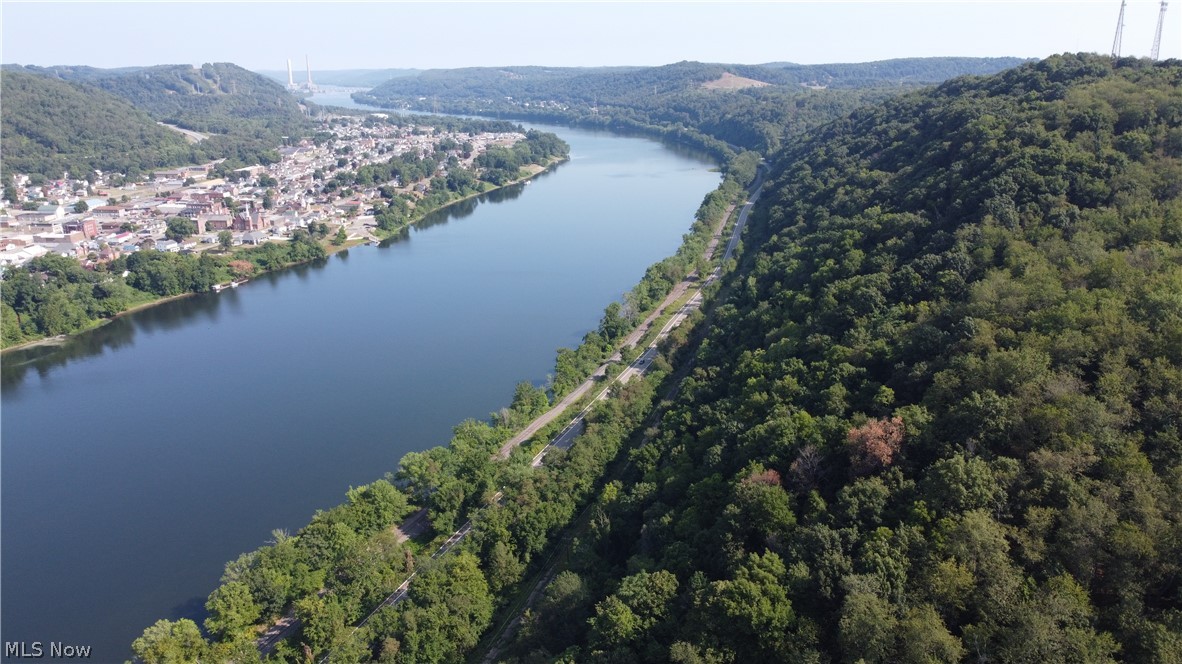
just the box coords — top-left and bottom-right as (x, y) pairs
(287, 59), (294, 88)
(305, 55), (313, 88)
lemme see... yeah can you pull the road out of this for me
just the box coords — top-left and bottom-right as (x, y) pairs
(261, 171), (764, 659)
(479, 170), (765, 662)
(496, 172), (759, 460)
(157, 122), (210, 143)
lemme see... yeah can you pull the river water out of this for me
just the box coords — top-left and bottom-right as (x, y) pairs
(0, 93), (719, 661)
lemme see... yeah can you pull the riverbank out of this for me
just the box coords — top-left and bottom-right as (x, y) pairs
(369, 156), (567, 241)
(1, 157), (567, 355)
(3, 122), (719, 663)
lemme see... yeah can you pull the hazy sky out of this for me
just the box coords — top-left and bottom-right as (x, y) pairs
(2, 1), (1177, 70)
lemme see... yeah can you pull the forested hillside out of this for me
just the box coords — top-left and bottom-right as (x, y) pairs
(0, 69), (199, 179)
(11, 63), (311, 168)
(500, 54), (1182, 662)
(754, 56), (1030, 87)
(356, 59), (1024, 155)
(359, 58), (1026, 105)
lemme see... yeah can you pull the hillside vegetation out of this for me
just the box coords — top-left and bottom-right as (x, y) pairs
(357, 59), (1026, 156)
(10, 63), (311, 170)
(498, 53), (1182, 662)
(0, 69), (199, 179)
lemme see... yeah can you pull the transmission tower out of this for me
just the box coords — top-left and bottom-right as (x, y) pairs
(1112, 0), (1127, 57)
(1151, 1), (1169, 60)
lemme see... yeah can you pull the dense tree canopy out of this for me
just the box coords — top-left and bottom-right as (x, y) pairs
(0, 69), (198, 179)
(4, 63), (312, 177)
(499, 53), (1182, 663)
(126, 53), (1182, 664)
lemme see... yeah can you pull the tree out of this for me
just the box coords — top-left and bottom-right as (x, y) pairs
(228, 260), (254, 279)
(73, 200), (88, 213)
(204, 581), (262, 640)
(395, 552), (494, 663)
(838, 591), (897, 663)
(131, 619), (208, 664)
(218, 230), (233, 251)
(699, 552), (796, 659)
(847, 417), (905, 475)
(164, 217), (196, 242)
(332, 226), (348, 246)
(485, 540), (525, 594)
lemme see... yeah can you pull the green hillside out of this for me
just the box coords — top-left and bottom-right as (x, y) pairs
(0, 69), (198, 180)
(15, 63), (311, 167)
(500, 53), (1182, 662)
(26, 62), (307, 132)
(356, 58), (1026, 155)
(360, 58), (1027, 106)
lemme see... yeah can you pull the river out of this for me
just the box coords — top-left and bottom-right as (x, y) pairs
(0, 92), (719, 661)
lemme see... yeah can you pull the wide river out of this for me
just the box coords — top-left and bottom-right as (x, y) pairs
(0, 92), (719, 661)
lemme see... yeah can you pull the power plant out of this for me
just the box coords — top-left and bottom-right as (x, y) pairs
(1112, 0), (1169, 59)
(286, 55), (316, 92)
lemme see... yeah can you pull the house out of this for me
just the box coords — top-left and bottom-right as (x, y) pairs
(49, 242), (86, 259)
(154, 239), (180, 253)
(241, 231), (268, 245)
(98, 244), (121, 262)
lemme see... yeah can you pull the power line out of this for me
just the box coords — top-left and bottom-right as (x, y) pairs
(1112, 0), (1127, 57)
(1151, 1), (1169, 60)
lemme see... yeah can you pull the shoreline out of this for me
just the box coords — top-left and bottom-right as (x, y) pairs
(1, 157), (568, 355)
(369, 155), (568, 242)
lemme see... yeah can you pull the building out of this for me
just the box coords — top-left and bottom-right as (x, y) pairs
(63, 218), (99, 239)
(91, 205), (127, 219)
(232, 210), (270, 232)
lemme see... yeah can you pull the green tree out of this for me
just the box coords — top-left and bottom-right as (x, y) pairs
(131, 619), (208, 664)
(218, 229), (233, 251)
(73, 200), (88, 213)
(203, 581), (262, 640)
(838, 591), (898, 663)
(164, 217), (196, 242)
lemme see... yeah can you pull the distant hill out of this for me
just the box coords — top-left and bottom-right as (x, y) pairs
(21, 63), (307, 133)
(357, 58), (1028, 155)
(0, 68), (197, 180)
(359, 57), (1026, 106)
(255, 68), (422, 88)
(10, 63), (312, 168)
(752, 56), (1031, 87)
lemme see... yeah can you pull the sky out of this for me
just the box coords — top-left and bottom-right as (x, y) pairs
(1, 1), (1177, 71)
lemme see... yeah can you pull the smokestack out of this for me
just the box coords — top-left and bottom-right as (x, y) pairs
(287, 59), (294, 87)
(305, 55), (312, 86)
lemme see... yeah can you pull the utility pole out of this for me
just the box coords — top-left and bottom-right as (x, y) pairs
(1112, 0), (1127, 57)
(1151, 1), (1169, 60)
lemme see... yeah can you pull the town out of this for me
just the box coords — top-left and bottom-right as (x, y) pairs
(0, 113), (527, 268)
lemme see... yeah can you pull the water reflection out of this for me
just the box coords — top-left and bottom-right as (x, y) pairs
(0, 172), (562, 390)
(2, 317), (137, 391)
(0, 261), (332, 390)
